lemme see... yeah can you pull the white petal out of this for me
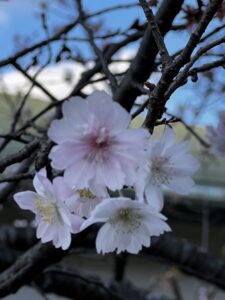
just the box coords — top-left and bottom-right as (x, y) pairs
(70, 214), (84, 233)
(167, 175), (195, 195)
(36, 222), (49, 239)
(144, 184), (164, 212)
(33, 172), (54, 199)
(49, 143), (84, 170)
(64, 159), (95, 189)
(14, 191), (38, 213)
(48, 119), (77, 143)
(96, 223), (116, 254)
(52, 177), (73, 203)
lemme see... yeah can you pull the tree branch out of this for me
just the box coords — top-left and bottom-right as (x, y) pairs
(114, 0), (184, 111)
(139, 0), (172, 68)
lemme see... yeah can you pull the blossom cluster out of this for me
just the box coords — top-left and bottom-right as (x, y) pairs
(14, 91), (199, 254)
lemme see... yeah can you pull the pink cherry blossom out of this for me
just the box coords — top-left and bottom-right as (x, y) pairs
(136, 127), (199, 211)
(48, 91), (150, 191)
(81, 197), (171, 254)
(14, 169), (83, 250)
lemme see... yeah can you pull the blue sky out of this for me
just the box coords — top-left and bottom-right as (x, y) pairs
(0, 0), (224, 125)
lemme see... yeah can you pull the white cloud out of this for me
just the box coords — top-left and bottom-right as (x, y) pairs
(0, 50), (158, 102)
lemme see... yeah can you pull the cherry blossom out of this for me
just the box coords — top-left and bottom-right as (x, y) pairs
(67, 183), (108, 218)
(136, 127), (199, 211)
(81, 197), (171, 254)
(48, 91), (150, 191)
(206, 111), (225, 157)
(14, 169), (83, 250)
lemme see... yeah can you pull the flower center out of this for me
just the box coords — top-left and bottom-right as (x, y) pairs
(35, 199), (56, 223)
(78, 189), (96, 202)
(109, 207), (142, 233)
(151, 156), (172, 186)
(95, 127), (108, 148)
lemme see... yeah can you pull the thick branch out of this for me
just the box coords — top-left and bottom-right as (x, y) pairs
(114, 0), (184, 111)
(0, 242), (66, 298)
(2, 226), (225, 293)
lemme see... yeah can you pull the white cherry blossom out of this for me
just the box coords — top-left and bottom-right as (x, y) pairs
(81, 197), (171, 254)
(136, 127), (199, 211)
(14, 169), (83, 250)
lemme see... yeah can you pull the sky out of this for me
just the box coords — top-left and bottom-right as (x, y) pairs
(0, 0), (224, 126)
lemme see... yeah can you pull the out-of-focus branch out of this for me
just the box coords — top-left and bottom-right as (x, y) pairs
(2, 226), (225, 292)
(0, 158), (34, 204)
(144, 0), (223, 132)
(12, 61), (57, 102)
(0, 140), (39, 173)
(165, 36), (225, 99)
(0, 242), (66, 298)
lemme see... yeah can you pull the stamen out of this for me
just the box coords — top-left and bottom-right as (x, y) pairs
(35, 199), (56, 223)
(109, 207), (142, 233)
(151, 156), (173, 185)
(78, 189), (96, 201)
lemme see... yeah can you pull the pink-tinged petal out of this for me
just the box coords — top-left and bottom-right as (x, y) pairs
(116, 128), (150, 149)
(167, 176), (195, 194)
(64, 160), (95, 189)
(88, 91), (131, 132)
(70, 214), (84, 233)
(144, 184), (164, 212)
(65, 192), (80, 213)
(49, 143), (84, 170)
(62, 96), (89, 125)
(88, 180), (109, 198)
(48, 119), (77, 143)
(52, 177), (73, 203)
(95, 157), (125, 190)
(14, 191), (38, 213)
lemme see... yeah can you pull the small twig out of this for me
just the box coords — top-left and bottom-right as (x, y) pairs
(12, 61), (57, 102)
(132, 99), (149, 119)
(76, 0), (118, 93)
(139, 0), (172, 68)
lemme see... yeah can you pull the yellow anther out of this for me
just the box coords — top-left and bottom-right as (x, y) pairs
(79, 189), (95, 199)
(35, 199), (56, 223)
